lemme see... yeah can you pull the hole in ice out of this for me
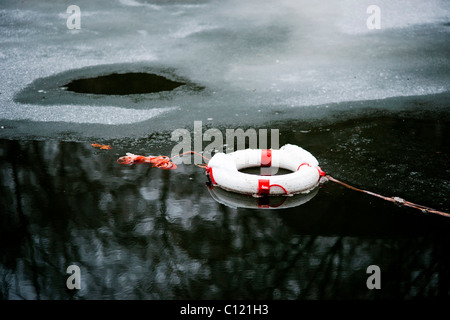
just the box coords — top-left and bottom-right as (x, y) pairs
(61, 72), (185, 95)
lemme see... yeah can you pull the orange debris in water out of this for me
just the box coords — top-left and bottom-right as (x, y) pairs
(117, 153), (177, 170)
(91, 143), (112, 150)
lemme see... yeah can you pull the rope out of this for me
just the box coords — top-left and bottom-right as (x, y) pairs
(117, 150), (210, 170)
(325, 175), (450, 218)
(91, 143), (112, 150)
(269, 183), (289, 195)
(117, 153), (177, 170)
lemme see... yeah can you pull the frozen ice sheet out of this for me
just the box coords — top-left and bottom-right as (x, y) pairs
(0, 104), (177, 124)
(0, 0), (449, 140)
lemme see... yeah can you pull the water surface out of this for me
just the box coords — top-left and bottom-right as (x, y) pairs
(1, 107), (449, 300)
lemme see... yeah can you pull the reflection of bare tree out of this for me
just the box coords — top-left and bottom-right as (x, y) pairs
(0, 139), (448, 299)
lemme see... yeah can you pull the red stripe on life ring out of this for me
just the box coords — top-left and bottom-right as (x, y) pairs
(258, 179), (271, 195)
(261, 149), (272, 167)
(316, 166), (326, 177)
(206, 166), (217, 185)
(258, 181), (289, 197)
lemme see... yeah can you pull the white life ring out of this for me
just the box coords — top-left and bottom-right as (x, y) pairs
(206, 144), (325, 196)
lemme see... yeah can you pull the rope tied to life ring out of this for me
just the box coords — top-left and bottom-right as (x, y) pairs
(116, 151), (210, 170)
(323, 175), (450, 218)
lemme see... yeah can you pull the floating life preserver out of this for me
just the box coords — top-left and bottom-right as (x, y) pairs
(207, 183), (319, 209)
(206, 144), (326, 196)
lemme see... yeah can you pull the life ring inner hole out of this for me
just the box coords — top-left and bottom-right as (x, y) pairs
(239, 167), (293, 176)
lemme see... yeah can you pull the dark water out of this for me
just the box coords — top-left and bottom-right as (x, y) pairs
(1, 108), (449, 300)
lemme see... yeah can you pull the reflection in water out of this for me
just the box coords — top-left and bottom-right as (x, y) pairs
(207, 184), (319, 210)
(1, 112), (450, 300)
